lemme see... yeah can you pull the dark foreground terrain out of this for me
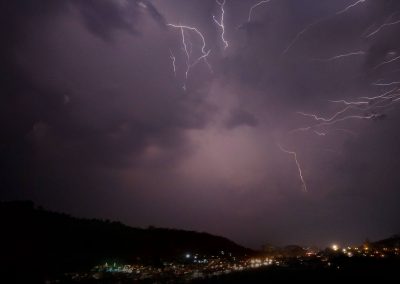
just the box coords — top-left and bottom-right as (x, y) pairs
(0, 201), (251, 282)
(1, 201), (399, 283)
(193, 258), (400, 283)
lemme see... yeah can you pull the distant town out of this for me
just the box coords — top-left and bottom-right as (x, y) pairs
(61, 238), (400, 283)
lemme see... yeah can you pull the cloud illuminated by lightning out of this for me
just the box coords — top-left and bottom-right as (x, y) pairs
(213, 0), (229, 49)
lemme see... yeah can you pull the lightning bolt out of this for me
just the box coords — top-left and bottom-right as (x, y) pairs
(296, 104), (375, 129)
(366, 17), (400, 38)
(313, 130), (327, 136)
(169, 24), (211, 68)
(168, 23), (212, 89)
(374, 96), (400, 109)
(336, 0), (367, 16)
(280, 1), (400, 194)
(248, 0), (273, 22)
(213, 0), (229, 49)
(297, 106), (353, 122)
(282, 18), (326, 55)
(328, 100), (368, 106)
(289, 126), (359, 138)
(372, 80), (400, 87)
(312, 51), (366, 62)
(169, 49), (176, 77)
(359, 87), (398, 100)
(277, 143), (307, 192)
(294, 87), (400, 135)
(283, 0), (367, 55)
(160, 1), (399, 195)
(373, 55), (400, 70)
(180, 28), (190, 64)
(316, 114), (375, 127)
(180, 27), (191, 88)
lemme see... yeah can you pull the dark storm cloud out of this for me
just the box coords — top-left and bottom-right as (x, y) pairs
(0, 0), (208, 201)
(72, 0), (167, 41)
(1, 0), (400, 248)
(73, 0), (140, 41)
(141, 0), (167, 28)
(225, 108), (258, 129)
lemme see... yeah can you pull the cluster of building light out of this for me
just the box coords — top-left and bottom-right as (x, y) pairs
(76, 252), (277, 282)
(329, 243), (399, 258)
(61, 243), (399, 283)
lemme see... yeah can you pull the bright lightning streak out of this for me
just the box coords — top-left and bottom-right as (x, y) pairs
(372, 81), (400, 87)
(294, 86), (399, 138)
(168, 23), (212, 89)
(277, 143), (307, 192)
(168, 23), (211, 65)
(169, 49), (176, 77)
(366, 19), (400, 38)
(190, 49), (212, 69)
(317, 114), (375, 127)
(282, 18), (325, 55)
(297, 106), (352, 122)
(359, 88), (398, 100)
(312, 51), (366, 62)
(283, 1), (367, 55)
(180, 27), (190, 80)
(213, 0), (229, 49)
(313, 130), (327, 136)
(328, 100), (368, 106)
(169, 24), (209, 58)
(374, 96), (400, 109)
(248, 0), (273, 22)
(373, 55), (400, 70)
(186, 33), (194, 56)
(336, 0), (367, 16)
(180, 28), (189, 61)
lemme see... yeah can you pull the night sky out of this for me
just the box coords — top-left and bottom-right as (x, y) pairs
(2, 0), (400, 249)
